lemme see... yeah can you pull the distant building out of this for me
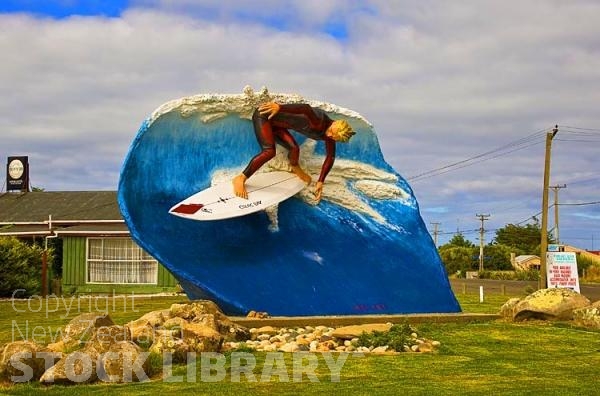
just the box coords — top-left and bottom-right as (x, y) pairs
(510, 245), (600, 272)
(0, 191), (178, 294)
(511, 254), (541, 271)
(561, 245), (600, 266)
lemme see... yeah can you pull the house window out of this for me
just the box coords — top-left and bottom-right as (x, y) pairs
(87, 238), (158, 284)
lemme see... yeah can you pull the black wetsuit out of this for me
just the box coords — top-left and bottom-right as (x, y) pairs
(242, 104), (336, 183)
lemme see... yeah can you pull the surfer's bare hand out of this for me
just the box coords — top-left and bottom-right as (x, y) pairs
(314, 182), (324, 203)
(258, 102), (280, 119)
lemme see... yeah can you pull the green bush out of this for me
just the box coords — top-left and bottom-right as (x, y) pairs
(482, 244), (516, 271)
(576, 254), (594, 277)
(476, 270), (540, 281)
(356, 323), (416, 352)
(478, 271), (512, 280)
(231, 342), (256, 353)
(582, 266), (600, 283)
(478, 270), (540, 281)
(0, 236), (52, 297)
(515, 269), (540, 281)
(439, 246), (478, 274)
(145, 352), (164, 377)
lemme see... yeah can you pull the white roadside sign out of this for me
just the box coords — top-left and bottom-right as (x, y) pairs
(546, 252), (580, 293)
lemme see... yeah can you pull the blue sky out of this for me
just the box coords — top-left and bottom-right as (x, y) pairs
(0, 0), (128, 18)
(0, 0), (353, 39)
(1, 1), (599, 249)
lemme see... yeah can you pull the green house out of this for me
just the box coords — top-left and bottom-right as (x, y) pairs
(0, 191), (179, 295)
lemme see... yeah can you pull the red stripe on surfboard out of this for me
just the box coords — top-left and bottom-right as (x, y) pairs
(172, 203), (204, 214)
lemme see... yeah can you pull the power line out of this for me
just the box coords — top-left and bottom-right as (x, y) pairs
(438, 228), (479, 235)
(407, 128), (548, 182)
(496, 200), (599, 228)
(411, 140), (544, 182)
(565, 174), (600, 185)
(416, 128), (547, 177)
(406, 124), (598, 183)
(558, 200), (600, 206)
(554, 139), (600, 143)
(560, 130), (600, 136)
(440, 199), (597, 241)
(560, 125), (600, 132)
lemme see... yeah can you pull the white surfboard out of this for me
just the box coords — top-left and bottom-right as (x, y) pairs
(169, 171), (307, 221)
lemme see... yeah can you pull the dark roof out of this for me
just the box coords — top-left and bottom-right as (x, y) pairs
(0, 223), (128, 237)
(0, 224), (52, 236)
(0, 191), (122, 223)
(54, 223), (129, 236)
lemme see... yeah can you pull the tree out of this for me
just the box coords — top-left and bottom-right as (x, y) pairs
(438, 246), (477, 275)
(0, 236), (52, 297)
(492, 221), (554, 255)
(438, 234), (477, 275)
(483, 243), (515, 271)
(442, 233), (475, 249)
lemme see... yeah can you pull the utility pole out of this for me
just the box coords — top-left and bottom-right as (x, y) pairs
(549, 184), (566, 244)
(540, 125), (559, 289)
(430, 222), (441, 247)
(476, 214), (490, 272)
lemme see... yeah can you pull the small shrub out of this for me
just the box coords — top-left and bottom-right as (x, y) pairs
(146, 351), (164, 377)
(479, 271), (515, 280)
(477, 270), (539, 281)
(0, 236), (51, 296)
(478, 270), (492, 279)
(577, 255), (596, 278)
(232, 342), (256, 353)
(515, 270), (540, 281)
(582, 266), (600, 283)
(137, 338), (153, 350)
(356, 323), (416, 352)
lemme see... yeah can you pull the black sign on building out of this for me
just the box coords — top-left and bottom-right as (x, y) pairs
(6, 156), (29, 192)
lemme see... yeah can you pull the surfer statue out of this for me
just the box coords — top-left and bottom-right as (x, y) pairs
(233, 102), (355, 203)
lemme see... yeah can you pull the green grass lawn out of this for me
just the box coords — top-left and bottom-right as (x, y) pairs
(1, 293), (598, 395)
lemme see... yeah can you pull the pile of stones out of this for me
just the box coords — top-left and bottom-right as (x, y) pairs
(224, 323), (441, 354)
(0, 300), (440, 386)
(0, 300), (249, 385)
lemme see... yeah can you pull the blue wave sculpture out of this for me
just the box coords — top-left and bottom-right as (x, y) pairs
(118, 86), (461, 316)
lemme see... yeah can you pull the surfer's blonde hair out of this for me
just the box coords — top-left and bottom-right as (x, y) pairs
(330, 120), (355, 143)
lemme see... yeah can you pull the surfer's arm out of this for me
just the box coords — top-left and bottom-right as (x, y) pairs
(318, 138), (336, 183)
(314, 138), (336, 203)
(277, 104), (323, 129)
(315, 182), (324, 202)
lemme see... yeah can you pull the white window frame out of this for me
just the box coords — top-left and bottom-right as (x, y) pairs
(86, 237), (158, 285)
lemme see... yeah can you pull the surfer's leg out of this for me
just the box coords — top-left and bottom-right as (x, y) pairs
(244, 110), (277, 176)
(274, 128), (299, 165)
(234, 110), (277, 198)
(275, 129), (311, 185)
(232, 174), (248, 199)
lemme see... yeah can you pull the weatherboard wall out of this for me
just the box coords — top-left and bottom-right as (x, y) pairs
(61, 236), (179, 294)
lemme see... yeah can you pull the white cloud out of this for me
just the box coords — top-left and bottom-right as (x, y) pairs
(1, 1), (599, 248)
